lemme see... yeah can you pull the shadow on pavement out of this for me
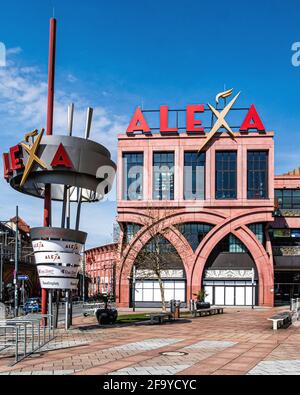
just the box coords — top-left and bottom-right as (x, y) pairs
(77, 318), (193, 331)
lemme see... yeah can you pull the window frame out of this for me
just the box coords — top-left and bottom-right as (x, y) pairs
(183, 151), (206, 200)
(122, 152), (144, 201)
(247, 150), (269, 199)
(215, 151), (237, 200)
(152, 151), (175, 200)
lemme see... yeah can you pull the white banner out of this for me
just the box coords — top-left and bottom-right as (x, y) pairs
(37, 265), (79, 278)
(32, 240), (83, 253)
(40, 277), (79, 290)
(34, 251), (81, 266)
(135, 269), (184, 279)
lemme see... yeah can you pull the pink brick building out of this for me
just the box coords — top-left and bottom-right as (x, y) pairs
(86, 102), (300, 308)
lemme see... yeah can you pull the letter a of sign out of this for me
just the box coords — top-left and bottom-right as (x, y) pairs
(240, 104), (265, 132)
(51, 143), (73, 168)
(126, 106), (151, 134)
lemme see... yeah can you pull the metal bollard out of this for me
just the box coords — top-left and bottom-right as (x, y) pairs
(15, 327), (19, 363)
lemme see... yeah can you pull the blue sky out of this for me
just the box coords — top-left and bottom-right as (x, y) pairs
(0, 0), (299, 248)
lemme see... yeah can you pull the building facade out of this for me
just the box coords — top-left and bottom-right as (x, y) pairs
(1, 217), (39, 302)
(86, 99), (300, 308)
(85, 243), (117, 298)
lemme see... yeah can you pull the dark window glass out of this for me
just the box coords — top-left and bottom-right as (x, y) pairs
(229, 234), (248, 253)
(275, 189), (300, 209)
(215, 151), (237, 199)
(247, 151), (268, 199)
(177, 223), (213, 251)
(184, 152), (205, 200)
(122, 153), (143, 200)
(248, 223), (264, 245)
(153, 152), (174, 200)
(124, 223), (142, 243)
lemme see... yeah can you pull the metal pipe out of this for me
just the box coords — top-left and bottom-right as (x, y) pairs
(15, 327), (18, 363)
(62, 103), (74, 229)
(65, 290), (69, 330)
(84, 107), (93, 140)
(0, 243), (3, 302)
(14, 206), (19, 317)
(75, 107), (93, 230)
(61, 187), (67, 228)
(48, 291), (52, 330)
(42, 17), (57, 322)
(54, 290), (60, 329)
(82, 246), (86, 303)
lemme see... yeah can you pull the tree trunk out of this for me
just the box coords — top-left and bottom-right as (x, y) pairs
(157, 275), (166, 312)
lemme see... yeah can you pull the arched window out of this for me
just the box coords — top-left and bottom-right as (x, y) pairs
(177, 223), (213, 251)
(132, 236), (186, 307)
(123, 223), (142, 243)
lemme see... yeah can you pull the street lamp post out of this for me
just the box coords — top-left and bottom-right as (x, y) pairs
(0, 243), (3, 302)
(132, 266), (136, 312)
(82, 246), (85, 303)
(14, 205), (19, 317)
(251, 268), (255, 310)
(0, 230), (9, 302)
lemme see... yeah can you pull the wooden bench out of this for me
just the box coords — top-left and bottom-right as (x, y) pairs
(192, 307), (224, 318)
(149, 313), (174, 325)
(268, 311), (292, 330)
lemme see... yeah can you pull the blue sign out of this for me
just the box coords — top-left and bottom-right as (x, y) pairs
(291, 230), (300, 238)
(17, 275), (29, 281)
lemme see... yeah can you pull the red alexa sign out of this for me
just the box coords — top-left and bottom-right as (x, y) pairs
(126, 104), (265, 135)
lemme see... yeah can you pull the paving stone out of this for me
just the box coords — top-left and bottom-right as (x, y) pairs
(248, 359), (300, 375)
(184, 340), (237, 350)
(109, 365), (190, 375)
(1, 308), (300, 376)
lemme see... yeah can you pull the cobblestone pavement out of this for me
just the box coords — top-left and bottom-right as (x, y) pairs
(248, 360), (300, 375)
(0, 307), (300, 375)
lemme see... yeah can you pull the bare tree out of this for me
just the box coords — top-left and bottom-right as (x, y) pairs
(121, 206), (183, 312)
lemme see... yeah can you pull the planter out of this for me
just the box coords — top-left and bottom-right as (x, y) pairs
(96, 308), (118, 325)
(196, 301), (211, 310)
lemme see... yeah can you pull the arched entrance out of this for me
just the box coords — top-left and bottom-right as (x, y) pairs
(130, 235), (187, 308)
(202, 234), (258, 306)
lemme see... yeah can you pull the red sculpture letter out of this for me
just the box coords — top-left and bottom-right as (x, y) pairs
(186, 105), (205, 133)
(160, 106), (178, 133)
(51, 144), (73, 168)
(9, 145), (23, 170)
(126, 107), (151, 134)
(240, 104), (265, 132)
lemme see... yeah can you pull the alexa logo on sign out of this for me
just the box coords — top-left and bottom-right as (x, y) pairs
(126, 90), (265, 135)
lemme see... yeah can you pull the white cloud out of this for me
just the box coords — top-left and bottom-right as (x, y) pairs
(66, 73), (77, 83)
(6, 47), (22, 56)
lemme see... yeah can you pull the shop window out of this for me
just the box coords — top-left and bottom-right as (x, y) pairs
(275, 189), (300, 209)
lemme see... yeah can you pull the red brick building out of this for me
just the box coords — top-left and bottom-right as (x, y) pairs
(86, 99), (300, 308)
(85, 243), (117, 297)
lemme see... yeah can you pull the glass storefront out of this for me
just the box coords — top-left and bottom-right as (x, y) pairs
(274, 271), (300, 305)
(204, 280), (257, 306)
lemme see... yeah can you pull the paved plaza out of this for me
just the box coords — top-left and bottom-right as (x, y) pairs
(1, 307), (300, 375)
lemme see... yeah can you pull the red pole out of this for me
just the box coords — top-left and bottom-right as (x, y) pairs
(42, 17), (56, 319)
